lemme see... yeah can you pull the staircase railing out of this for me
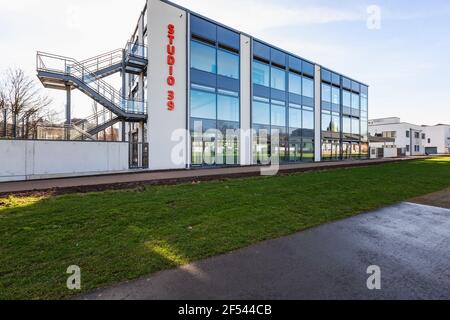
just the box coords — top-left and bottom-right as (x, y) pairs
(78, 49), (124, 74)
(37, 52), (146, 115)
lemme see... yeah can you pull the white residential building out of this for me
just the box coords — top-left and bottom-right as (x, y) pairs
(369, 117), (450, 156)
(422, 124), (450, 154)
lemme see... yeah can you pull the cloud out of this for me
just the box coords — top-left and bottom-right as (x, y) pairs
(173, 0), (365, 33)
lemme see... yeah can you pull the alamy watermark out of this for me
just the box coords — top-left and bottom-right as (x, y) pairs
(67, 265), (81, 290)
(366, 265), (381, 290)
(367, 5), (382, 30)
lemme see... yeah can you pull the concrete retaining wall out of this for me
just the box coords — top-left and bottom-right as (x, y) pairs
(0, 140), (129, 182)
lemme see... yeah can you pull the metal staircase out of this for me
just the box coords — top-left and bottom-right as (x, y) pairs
(36, 42), (148, 137)
(70, 109), (120, 140)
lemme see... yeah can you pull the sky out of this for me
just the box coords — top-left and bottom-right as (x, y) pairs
(0, 0), (449, 125)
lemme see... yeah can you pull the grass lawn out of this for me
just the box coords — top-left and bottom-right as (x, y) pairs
(1, 157), (450, 300)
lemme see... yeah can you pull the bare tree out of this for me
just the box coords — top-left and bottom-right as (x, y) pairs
(2, 68), (52, 138)
(0, 83), (6, 137)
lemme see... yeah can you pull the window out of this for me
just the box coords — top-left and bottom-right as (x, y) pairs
(302, 77), (314, 98)
(289, 107), (302, 128)
(191, 41), (216, 74)
(414, 132), (420, 139)
(332, 114), (340, 132)
(303, 109), (314, 130)
(361, 95), (368, 111)
(321, 84), (331, 102)
(352, 118), (360, 135)
(343, 117), (351, 133)
(218, 50), (239, 79)
(332, 87), (340, 105)
(289, 73), (302, 95)
(428, 138), (431, 144)
(191, 88), (216, 120)
(253, 61), (270, 87)
(322, 112), (331, 132)
(218, 93), (239, 122)
(406, 131), (410, 138)
(422, 133), (426, 140)
(343, 91), (351, 107)
(406, 145), (410, 152)
(351, 93), (360, 109)
(252, 98), (270, 125)
(271, 67), (286, 91)
(271, 103), (286, 127)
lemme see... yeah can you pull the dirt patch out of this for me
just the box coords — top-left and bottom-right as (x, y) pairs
(410, 188), (450, 209)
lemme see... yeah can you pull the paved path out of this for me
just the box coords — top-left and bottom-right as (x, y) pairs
(78, 202), (450, 300)
(0, 157), (422, 195)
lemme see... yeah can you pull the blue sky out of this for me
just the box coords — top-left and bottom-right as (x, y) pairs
(0, 0), (449, 125)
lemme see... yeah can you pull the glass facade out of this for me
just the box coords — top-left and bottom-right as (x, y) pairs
(188, 15), (368, 167)
(252, 40), (315, 164)
(190, 15), (240, 166)
(321, 69), (369, 160)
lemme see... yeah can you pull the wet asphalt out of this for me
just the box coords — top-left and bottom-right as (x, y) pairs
(79, 202), (450, 300)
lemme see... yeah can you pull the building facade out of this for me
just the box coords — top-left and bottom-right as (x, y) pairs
(369, 117), (450, 156)
(35, 0), (369, 173)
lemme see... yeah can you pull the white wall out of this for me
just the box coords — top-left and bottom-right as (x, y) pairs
(147, 0), (187, 170)
(423, 125), (450, 154)
(314, 65), (321, 162)
(240, 34), (252, 166)
(0, 140), (129, 182)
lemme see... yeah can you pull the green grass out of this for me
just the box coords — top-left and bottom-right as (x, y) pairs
(1, 157), (449, 300)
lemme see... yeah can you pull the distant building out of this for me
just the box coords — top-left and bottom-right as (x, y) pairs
(369, 117), (450, 156)
(421, 124), (450, 154)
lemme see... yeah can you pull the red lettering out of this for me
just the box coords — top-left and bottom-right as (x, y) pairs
(167, 76), (175, 86)
(167, 55), (175, 66)
(166, 24), (176, 111)
(167, 44), (175, 55)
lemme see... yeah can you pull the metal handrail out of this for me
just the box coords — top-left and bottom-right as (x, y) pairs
(37, 52), (147, 115)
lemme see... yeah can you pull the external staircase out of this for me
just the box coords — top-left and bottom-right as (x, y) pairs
(36, 42), (148, 140)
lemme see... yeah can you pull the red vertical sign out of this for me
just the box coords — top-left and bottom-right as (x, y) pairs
(167, 24), (176, 111)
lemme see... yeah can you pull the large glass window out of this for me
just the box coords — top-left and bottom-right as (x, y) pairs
(352, 93), (360, 109)
(361, 95), (368, 111)
(332, 87), (340, 105)
(271, 102), (286, 127)
(252, 98), (270, 125)
(271, 67), (286, 91)
(218, 93), (239, 122)
(303, 109), (314, 130)
(352, 118), (360, 135)
(191, 41), (216, 74)
(332, 113), (340, 133)
(218, 50), (239, 79)
(322, 112), (331, 132)
(289, 107), (302, 128)
(289, 73), (302, 95)
(343, 116), (351, 133)
(343, 90), (351, 107)
(302, 77), (314, 98)
(321, 83), (332, 102)
(191, 87), (216, 120)
(253, 61), (270, 87)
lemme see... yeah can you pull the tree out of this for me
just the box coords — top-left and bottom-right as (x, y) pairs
(0, 84), (6, 137)
(2, 68), (52, 138)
